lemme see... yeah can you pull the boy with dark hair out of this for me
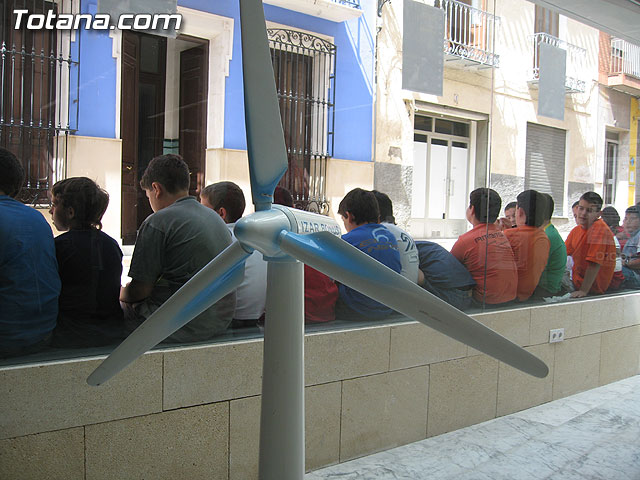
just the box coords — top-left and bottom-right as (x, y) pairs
(497, 201), (517, 230)
(49, 177), (124, 347)
(601, 206), (623, 237)
(201, 181), (267, 328)
(122, 154), (235, 342)
(201, 181), (247, 223)
(371, 190), (421, 284)
(600, 205), (625, 290)
(571, 200), (580, 224)
(621, 205), (640, 288)
(468, 187), (502, 223)
(0, 148), (60, 357)
(451, 188), (517, 305)
(565, 191), (616, 297)
(336, 188), (401, 319)
(535, 193), (567, 297)
(139, 154), (191, 193)
(337, 188), (381, 225)
(371, 190), (395, 224)
(504, 190), (550, 301)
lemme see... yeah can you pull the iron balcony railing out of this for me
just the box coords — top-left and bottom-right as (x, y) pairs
(437, 0), (500, 68)
(332, 0), (361, 7)
(530, 32), (586, 93)
(611, 38), (640, 79)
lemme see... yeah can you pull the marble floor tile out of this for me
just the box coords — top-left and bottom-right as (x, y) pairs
(508, 397), (594, 427)
(306, 376), (640, 480)
(558, 441), (640, 480)
(568, 380), (637, 408)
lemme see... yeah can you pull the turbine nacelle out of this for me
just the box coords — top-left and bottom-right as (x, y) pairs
(234, 205), (341, 260)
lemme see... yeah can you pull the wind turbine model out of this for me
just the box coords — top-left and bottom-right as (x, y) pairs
(88, 1), (549, 478)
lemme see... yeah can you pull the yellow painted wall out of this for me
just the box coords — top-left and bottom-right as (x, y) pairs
(66, 136), (123, 242)
(629, 98), (639, 205)
(205, 148), (373, 226)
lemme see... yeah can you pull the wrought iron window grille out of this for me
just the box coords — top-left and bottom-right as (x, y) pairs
(0, 0), (78, 206)
(268, 28), (336, 214)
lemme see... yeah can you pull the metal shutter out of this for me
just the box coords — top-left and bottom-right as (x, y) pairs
(525, 122), (566, 216)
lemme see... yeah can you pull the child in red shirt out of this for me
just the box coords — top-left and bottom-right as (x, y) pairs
(451, 188), (517, 305)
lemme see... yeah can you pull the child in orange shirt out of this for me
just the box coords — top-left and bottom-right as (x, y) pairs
(503, 190), (550, 301)
(451, 188), (517, 305)
(565, 192), (616, 297)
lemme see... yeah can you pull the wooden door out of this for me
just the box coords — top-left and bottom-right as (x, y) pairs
(120, 32), (166, 244)
(120, 32), (140, 245)
(179, 44), (208, 198)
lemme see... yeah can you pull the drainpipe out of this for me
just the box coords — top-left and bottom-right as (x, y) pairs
(373, 0), (391, 178)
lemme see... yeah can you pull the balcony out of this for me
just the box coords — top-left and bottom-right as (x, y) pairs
(438, 0), (500, 69)
(263, 0), (362, 23)
(608, 38), (640, 96)
(528, 33), (587, 94)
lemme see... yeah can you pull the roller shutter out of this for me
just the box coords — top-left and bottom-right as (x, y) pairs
(525, 123), (566, 216)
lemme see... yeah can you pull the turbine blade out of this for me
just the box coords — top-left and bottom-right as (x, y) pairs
(87, 242), (251, 386)
(279, 231), (549, 378)
(240, 0), (288, 211)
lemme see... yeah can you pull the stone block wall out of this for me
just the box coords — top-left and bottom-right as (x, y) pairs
(1, 295), (639, 480)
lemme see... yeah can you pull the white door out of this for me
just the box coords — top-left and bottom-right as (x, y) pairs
(428, 139), (449, 219)
(449, 141), (469, 219)
(412, 135), (470, 237)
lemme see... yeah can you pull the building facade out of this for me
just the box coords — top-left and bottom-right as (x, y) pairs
(2, 0), (639, 243)
(374, 0), (639, 239)
(1, 0), (375, 242)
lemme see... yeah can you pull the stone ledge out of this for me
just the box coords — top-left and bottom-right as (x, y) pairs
(1, 296), (639, 478)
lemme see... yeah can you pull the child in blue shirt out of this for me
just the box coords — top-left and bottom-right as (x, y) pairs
(335, 188), (401, 320)
(0, 148), (60, 357)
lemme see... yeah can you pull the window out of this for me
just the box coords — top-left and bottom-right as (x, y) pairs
(0, 0), (77, 204)
(534, 5), (559, 37)
(268, 28), (336, 213)
(525, 123), (566, 216)
(533, 5), (559, 75)
(604, 131), (619, 205)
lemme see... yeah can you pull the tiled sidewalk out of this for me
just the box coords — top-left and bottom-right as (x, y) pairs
(306, 375), (640, 480)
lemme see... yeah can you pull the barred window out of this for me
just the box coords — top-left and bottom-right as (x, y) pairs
(0, 0), (77, 204)
(268, 28), (335, 214)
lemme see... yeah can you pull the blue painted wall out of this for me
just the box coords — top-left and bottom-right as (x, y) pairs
(74, 0), (375, 162)
(182, 0), (376, 161)
(73, 0), (117, 138)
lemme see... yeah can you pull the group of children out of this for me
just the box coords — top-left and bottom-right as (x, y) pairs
(2, 145), (639, 358)
(455, 188), (613, 307)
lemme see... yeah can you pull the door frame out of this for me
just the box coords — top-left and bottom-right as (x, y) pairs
(178, 36), (209, 198)
(421, 131), (471, 221)
(604, 138), (619, 205)
(120, 31), (167, 245)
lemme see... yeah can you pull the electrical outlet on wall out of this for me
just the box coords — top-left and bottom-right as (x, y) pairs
(549, 328), (565, 343)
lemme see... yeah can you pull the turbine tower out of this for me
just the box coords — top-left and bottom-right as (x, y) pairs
(88, 1), (548, 478)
